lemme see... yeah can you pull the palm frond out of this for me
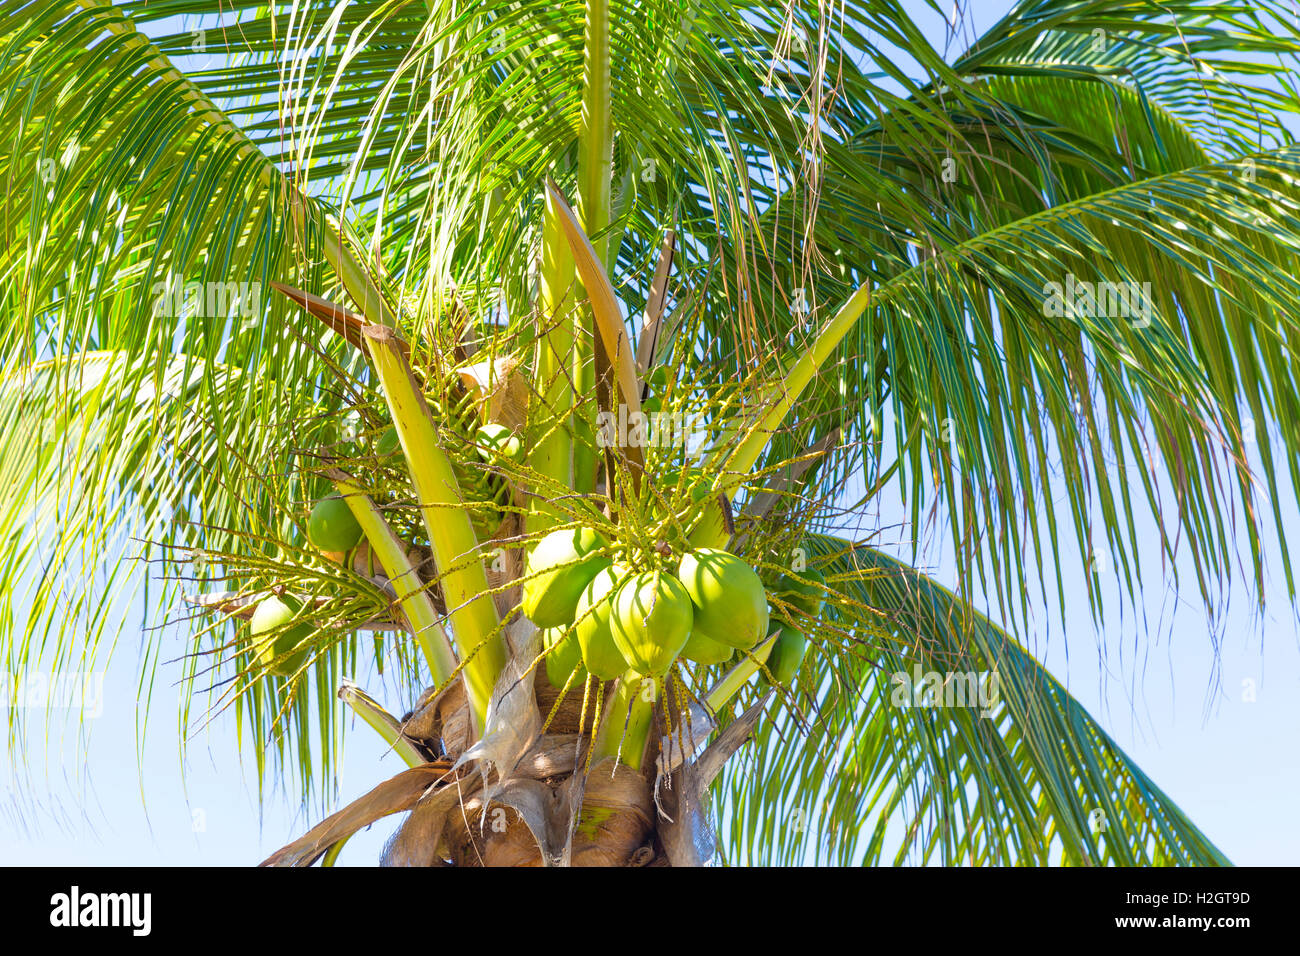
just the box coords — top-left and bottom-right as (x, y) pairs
(719, 535), (1229, 866)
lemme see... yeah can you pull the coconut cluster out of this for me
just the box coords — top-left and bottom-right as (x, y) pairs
(243, 405), (524, 677)
(522, 527), (814, 686)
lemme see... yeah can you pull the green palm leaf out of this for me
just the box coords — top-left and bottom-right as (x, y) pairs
(720, 535), (1229, 866)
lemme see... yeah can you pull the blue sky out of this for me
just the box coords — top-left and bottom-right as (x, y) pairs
(3, 0), (1300, 866)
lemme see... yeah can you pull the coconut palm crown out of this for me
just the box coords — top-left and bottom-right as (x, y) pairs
(4, 0), (1300, 865)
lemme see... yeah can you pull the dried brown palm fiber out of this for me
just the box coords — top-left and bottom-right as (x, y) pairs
(383, 735), (583, 866)
(458, 352), (529, 432)
(260, 759), (459, 867)
(434, 681), (474, 760)
(444, 774), (589, 867)
(379, 782), (465, 866)
(516, 733), (585, 779)
(465, 802), (545, 867)
(626, 844), (657, 866)
(399, 684), (442, 745)
(440, 787), (541, 866)
(657, 695), (770, 866)
(533, 666), (601, 735)
(570, 758), (655, 867)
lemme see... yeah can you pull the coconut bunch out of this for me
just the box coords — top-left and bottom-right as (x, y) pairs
(200, 281), (840, 728)
(527, 536), (826, 699)
(527, 530), (772, 681)
(522, 394), (829, 702)
(223, 342), (530, 687)
(178, 194), (861, 864)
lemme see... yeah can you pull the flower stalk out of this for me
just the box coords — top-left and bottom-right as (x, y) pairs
(363, 325), (506, 731)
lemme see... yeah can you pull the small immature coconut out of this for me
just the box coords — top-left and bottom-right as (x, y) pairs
(609, 570), (693, 677)
(763, 624), (808, 686)
(521, 527), (611, 628)
(676, 548), (768, 649)
(475, 423), (522, 462)
(543, 626), (586, 689)
(574, 566), (633, 680)
(775, 568), (826, 618)
(679, 628), (734, 666)
(375, 425), (401, 459)
(249, 595), (313, 677)
(308, 494), (363, 553)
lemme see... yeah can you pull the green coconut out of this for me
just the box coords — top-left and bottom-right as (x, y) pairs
(250, 595), (313, 677)
(610, 570), (694, 676)
(656, 465), (713, 508)
(763, 624), (808, 686)
(521, 527), (612, 627)
(543, 626), (586, 689)
(475, 423), (522, 462)
(307, 494), (363, 553)
(375, 425), (401, 459)
(573, 566), (633, 680)
(676, 548), (768, 649)
(679, 628), (734, 666)
(776, 568), (826, 617)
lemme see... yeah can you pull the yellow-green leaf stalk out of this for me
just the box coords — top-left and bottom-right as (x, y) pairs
(338, 679), (425, 768)
(328, 469), (457, 685)
(591, 671), (657, 771)
(578, 0), (612, 268)
(705, 632), (777, 714)
(548, 183), (644, 419)
(572, 0), (613, 494)
(363, 325), (506, 730)
(325, 680), (426, 867)
(691, 285), (873, 548)
(291, 199), (398, 328)
(527, 200), (577, 535)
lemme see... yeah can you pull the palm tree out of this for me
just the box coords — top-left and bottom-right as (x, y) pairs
(4, 0), (1299, 866)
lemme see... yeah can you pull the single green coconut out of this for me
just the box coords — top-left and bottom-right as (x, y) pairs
(481, 435), (517, 508)
(475, 423), (522, 462)
(521, 527), (612, 627)
(573, 566), (633, 680)
(676, 548), (768, 649)
(657, 465), (713, 505)
(763, 624), (808, 686)
(249, 595), (313, 677)
(543, 626), (586, 689)
(775, 568), (826, 617)
(679, 628), (734, 666)
(375, 425), (401, 459)
(610, 570), (694, 676)
(646, 365), (672, 391)
(307, 494), (363, 553)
